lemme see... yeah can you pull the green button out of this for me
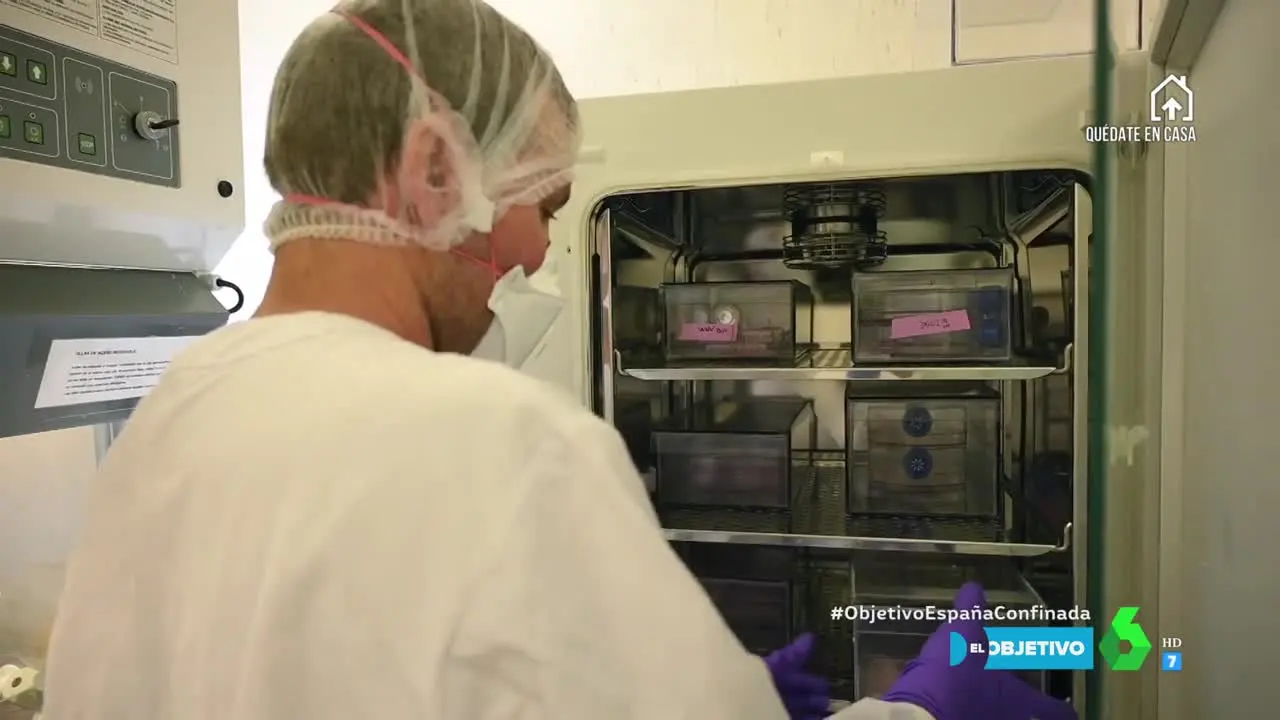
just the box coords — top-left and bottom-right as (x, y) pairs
(23, 121), (43, 145)
(0, 53), (15, 77)
(77, 132), (96, 155)
(26, 59), (47, 85)
(0, 116), (10, 138)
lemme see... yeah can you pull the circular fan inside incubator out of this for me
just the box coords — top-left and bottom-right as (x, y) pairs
(781, 183), (889, 270)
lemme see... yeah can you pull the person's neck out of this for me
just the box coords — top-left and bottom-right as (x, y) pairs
(255, 239), (435, 349)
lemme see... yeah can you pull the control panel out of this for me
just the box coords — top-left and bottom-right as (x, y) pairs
(0, 24), (181, 188)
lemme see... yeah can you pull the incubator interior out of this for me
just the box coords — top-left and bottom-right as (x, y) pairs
(590, 171), (1081, 702)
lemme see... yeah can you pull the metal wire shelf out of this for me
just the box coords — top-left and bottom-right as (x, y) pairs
(660, 458), (1071, 557)
(618, 346), (1067, 383)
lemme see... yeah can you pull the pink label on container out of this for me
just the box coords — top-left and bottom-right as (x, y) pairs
(889, 310), (971, 339)
(679, 322), (739, 342)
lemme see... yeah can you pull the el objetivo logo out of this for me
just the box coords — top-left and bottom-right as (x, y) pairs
(947, 607), (1152, 671)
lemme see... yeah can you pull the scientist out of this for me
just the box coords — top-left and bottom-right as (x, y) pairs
(41, 1), (1075, 719)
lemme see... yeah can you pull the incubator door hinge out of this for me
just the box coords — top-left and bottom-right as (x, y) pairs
(1117, 140), (1149, 168)
(1117, 112), (1150, 168)
(1079, 110), (1149, 168)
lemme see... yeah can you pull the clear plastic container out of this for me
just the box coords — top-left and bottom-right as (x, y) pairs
(854, 632), (1044, 699)
(849, 554), (1044, 635)
(854, 632), (918, 699)
(675, 543), (799, 654)
(852, 268), (1014, 363)
(663, 281), (814, 362)
(701, 579), (792, 653)
(849, 555), (1046, 698)
(846, 384), (999, 518)
(654, 398), (815, 509)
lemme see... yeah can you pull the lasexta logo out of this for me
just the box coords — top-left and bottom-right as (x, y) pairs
(1098, 606), (1151, 670)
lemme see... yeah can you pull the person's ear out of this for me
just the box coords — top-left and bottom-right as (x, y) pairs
(395, 116), (463, 230)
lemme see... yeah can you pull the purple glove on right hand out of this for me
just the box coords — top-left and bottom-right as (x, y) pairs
(881, 582), (1077, 720)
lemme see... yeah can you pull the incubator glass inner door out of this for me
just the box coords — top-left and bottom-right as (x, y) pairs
(1089, 1), (1168, 717)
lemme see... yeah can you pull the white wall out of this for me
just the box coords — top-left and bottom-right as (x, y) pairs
(218, 0), (956, 315)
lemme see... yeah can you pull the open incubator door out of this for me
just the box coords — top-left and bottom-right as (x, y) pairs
(1093, 0), (1277, 717)
(1083, 14), (1158, 719)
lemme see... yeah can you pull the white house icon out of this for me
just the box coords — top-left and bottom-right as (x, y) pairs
(1150, 75), (1193, 123)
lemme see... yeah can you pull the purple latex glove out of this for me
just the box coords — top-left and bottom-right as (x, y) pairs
(882, 582), (1077, 720)
(764, 633), (831, 720)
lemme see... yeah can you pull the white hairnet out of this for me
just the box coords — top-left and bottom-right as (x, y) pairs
(262, 0), (580, 251)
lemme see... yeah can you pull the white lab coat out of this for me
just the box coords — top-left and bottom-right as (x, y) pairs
(41, 312), (934, 720)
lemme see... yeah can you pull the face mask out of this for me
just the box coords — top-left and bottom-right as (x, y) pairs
(471, 256), (564, 369)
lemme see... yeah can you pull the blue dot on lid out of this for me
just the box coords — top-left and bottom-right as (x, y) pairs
(902, 406), (934, 437)
(903, 447), (934, 479)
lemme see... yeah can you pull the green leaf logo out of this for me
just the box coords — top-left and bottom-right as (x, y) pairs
(1098, 606), (1151, 671)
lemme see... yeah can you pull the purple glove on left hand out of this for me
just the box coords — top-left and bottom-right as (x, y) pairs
(765, 633), (831, 720)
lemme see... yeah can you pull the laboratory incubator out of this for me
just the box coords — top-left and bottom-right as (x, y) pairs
(541, 2), (1262, 715)
(581, 161), (1081, 706)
